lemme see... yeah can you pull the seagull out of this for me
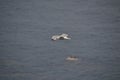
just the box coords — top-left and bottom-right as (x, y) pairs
(66, 56), (78, 61)
(51, 33), (71, 41)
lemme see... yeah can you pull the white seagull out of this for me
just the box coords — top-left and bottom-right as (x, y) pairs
(51, 33), (71, 41)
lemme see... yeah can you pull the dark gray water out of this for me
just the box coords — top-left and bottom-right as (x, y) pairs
(0, 0), (120, 80)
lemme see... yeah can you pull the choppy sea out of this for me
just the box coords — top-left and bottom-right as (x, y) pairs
(0, 0), (120, 80)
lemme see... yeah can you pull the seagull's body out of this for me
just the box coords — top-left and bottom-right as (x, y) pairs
(51, 33), (71, 41)
(66, 56), (78, 61)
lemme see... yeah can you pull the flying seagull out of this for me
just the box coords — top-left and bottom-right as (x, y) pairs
(51, 33), (71, 41)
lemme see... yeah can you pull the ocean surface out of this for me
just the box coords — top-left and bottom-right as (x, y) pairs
(0, 0), (120, 80)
